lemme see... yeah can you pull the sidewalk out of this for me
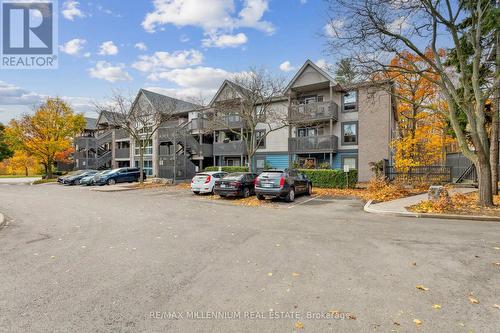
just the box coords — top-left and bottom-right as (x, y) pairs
(364, 187), (500, 221)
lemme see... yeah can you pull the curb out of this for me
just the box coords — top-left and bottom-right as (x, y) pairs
(363, 200), (500, 222)
(0, 212), (5, 229)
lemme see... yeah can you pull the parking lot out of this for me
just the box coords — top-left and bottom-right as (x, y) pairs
(0, 183), (499, 332)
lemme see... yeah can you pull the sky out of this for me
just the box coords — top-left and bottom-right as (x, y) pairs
(0, 0), (336, 123)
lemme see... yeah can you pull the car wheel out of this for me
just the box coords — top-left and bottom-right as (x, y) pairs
(306, 184), (312, 196)
(286, 187), (295, 202)
(257, 194), (265, 200)
(193, 191), (200, 195)
(107, 179), (116, 185)
(74, 180), (80, 185)
(243, 187), (250, 198)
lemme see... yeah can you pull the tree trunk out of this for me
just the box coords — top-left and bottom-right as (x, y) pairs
(139, 149), (144, 185)
(24, 166), (28, 177)
(476, 157), (494, 207)
(491, 98), (499, 195)
(46, 158), (53, 179)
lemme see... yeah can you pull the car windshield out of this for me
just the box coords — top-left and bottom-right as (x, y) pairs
(259, 172), (283, 179)
(67, 170), (86, 176)
(99, 170), (113, 175)
(222, 173), (246, 180)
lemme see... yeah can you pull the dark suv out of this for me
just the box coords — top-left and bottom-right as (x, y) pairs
(214, 172), (258, 198)
(255, 169), (312, 202)
(95, 167), (145, 185)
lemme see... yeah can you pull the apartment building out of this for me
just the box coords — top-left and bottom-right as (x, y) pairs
(74, 60), (396, 182)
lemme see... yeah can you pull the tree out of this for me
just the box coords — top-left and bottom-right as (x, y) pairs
(95, 90), (179, 184)
(325, 0), (499, 206)
(208, 70), (286, 172)
(6, 98), (85, 178)
(386, 50), (455, 169)
(3, 151), (39, 176)
(335, 58), (360, 85)
(0, 123), (13, 162)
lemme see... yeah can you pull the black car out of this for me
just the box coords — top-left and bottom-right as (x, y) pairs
(59, 170), (98, 185)
(57, 170), (87, 184)
(94, 167), (146, 185)
(214, 172), (259, 198)
(255, 169), (312, 202)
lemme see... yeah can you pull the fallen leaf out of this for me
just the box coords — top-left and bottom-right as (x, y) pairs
(413, 319), (422, 326)
(347, 313), (356, 320)
(292, 272), (300, 277)
(432, 304), (441, 309)
(468, 297), (479, 304)
(50, 256), (55, 259)
(494, 247), (500, 250)
(416, 285), (429, 291)
(492, 304), (500, 310)
(458, 323), (465, 327)
(412, 262), (417, 266)
(294, 320), (304, 329)
(493, 262), (500, 266)
(275, 244), (280, 247)
(267, 272), (273, 277)
(393, 322), (400, 326)
(329, 309), (339, 315)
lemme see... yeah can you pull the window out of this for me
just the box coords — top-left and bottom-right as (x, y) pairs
(343, 90), (357, 112)
(255, 130), (266, 148)
(342, 122), (358, 145)
(298, 127), (318, 137)
(342, 156), (358, 170)
(299, 95), (318, 104)
(134, 139), (153, 156)
(135, 160), (153, 176)
(117, 141), (130, 149)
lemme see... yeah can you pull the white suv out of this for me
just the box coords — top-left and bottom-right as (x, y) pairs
(191, 171), (228, 194)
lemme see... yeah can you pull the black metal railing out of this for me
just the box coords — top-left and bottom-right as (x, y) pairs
(384, 165), (452, 183)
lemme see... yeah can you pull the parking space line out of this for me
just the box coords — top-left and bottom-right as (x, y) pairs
(287, 196), (320, 209)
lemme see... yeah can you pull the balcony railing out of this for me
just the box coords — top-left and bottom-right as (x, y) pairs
(211, 115), (246, 130)
(289, 101), (339, 123)
(115, 128), (130, 140)
(288, 135), (338, 154)
(115, 148), (130, 159)
(213, 140), (247, 156)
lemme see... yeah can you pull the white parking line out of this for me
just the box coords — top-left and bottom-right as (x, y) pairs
(286, 196), (320, 209)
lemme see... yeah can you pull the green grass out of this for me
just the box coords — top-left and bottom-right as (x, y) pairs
(0, 175), (42, 178)
(32, 179), (57, 185)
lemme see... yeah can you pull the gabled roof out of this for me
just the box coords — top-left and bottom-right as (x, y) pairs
(96, 110), (125, 126)
(208, 79), (250, 107)
(140, 89), (200, 115)
(84, 117), (97, 130)
(284, 59), (338, 93)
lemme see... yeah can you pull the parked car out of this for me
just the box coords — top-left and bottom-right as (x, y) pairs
(94, 167), (146, 186)
(214, 172), (259, 198)
(57, 170), (87, 184)
(60, 170), (98, 185)
(191, 171), (228, 194)
(255, 169), (312, 202)
(80, 170), (112, 186)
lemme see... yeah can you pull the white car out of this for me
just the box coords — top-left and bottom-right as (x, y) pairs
(191, 171), (228, 194)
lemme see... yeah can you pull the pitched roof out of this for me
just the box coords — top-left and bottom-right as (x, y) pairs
(140, 89), (200, 115)
(84, 117), (97, 130)
(208, 79), (251, 107)
(284, 59), (338, 93)
(97, 110), (125, 126)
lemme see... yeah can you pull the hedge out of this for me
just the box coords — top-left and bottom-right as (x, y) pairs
(298, 169), (358, 189)
(204, 166), (249, 173)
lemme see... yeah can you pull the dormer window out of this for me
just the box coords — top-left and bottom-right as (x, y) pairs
(343, 90), (357, 112)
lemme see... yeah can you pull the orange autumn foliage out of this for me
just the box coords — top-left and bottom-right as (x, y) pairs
(385, 49), (455, 170)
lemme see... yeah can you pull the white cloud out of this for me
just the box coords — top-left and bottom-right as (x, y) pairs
(96, 5), (122, 18)
(142, 0), (274, 39)
(145, 86), (210, 101)
(148, 67), (236, 90)
(98, 41), (119, 56)
(315, 59), (331, 70)
(180, 34), (190, 43)
(324, 19), (344, 38)
(134, 42), (147, 51)
(88, 61), (132, 82)
(59, 38), (87, 56)
(0, 81), (43, 106)
(387, 17), (410, 33)
(202, 33), (248, 48)
(279, 61), (296, 72)
(132, 49), (203, 72)
(300, 0), (307, 4)
(62, 0), (85, 20)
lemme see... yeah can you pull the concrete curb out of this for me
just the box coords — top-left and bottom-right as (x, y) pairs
(364, 199), (500, 222)
(89, 187), (137, 193)
(0, 212), (5, 229)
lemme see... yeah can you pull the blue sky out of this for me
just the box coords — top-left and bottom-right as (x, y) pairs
(0, 0), (335, 123)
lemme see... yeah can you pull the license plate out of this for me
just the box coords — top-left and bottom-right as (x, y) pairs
(262, 183), (273, 188)
(221, 184), (227, 188)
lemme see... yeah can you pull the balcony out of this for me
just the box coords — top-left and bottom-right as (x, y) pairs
(115, 148), (130, 159)
(75, 136), (96, 149)
(213, 140), (247, 156)
(211, 115), (246, 130)
(289, 101), (339, 123)
(288, 135), (338, 154)
(115, 128), (129, 140)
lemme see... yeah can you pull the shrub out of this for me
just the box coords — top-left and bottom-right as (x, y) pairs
(298, 169), (358, 188)
(204, 166), (249, 173)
